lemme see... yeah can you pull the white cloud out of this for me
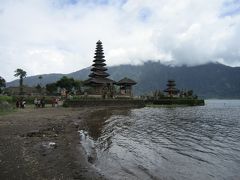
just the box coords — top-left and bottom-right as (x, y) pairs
(0, 0), (240, 81)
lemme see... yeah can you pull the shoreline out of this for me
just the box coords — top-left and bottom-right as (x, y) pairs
(0, 106), (107, 179)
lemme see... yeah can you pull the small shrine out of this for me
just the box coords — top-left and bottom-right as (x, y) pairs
(117, 77), (137, 97)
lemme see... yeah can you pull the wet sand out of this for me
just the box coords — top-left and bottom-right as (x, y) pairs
(0, 106), (106, 180)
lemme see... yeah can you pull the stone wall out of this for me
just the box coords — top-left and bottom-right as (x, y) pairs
(147, 99), (205, 106)
(64, 99), (145, 108)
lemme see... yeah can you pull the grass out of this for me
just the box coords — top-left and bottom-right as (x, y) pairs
(0, 108), (16, 116)
(0, 96), (13, 115)
(0, 95), (13, 103)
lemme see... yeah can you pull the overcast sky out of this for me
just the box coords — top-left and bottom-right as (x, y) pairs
(0, 0), (240, 81)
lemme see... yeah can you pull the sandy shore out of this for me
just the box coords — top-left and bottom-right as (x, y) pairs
(0, 106), (106, 180)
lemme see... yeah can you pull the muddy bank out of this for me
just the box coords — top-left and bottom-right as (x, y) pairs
(0, 107), (107, 180)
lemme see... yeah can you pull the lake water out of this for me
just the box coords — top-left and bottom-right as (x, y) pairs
(81, 100), (240, 180)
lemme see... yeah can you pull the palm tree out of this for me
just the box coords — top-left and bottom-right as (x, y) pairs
(38, 75), (43, 94)
(14, 69), (27, 95)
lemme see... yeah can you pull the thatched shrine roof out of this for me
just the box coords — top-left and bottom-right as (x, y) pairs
(117, 77), (137, 85)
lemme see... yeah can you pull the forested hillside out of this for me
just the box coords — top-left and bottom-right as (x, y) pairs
(7, 62), (240, 98)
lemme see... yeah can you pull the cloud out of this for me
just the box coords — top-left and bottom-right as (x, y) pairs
(0, 0), (240, 81)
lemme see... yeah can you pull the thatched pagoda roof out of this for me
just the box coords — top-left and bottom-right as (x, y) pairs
(89, 71), (109, 78)
(164, 88), (179, 93)
(166, 79), (176, 87)
(164, 79), (179, 93)
(84, 77), (115, 85)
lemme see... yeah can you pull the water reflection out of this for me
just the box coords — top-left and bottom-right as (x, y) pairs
(82, 100), (240, 180)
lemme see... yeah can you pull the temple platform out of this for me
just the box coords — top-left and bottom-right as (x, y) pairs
(63, 99), (145, 108)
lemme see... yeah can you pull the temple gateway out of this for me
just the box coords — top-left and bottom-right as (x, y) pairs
(84, 40), (137, 98)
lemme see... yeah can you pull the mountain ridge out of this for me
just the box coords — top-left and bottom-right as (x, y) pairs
(6, 61), (240, 98)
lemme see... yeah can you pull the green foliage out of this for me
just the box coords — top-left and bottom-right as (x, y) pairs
(152, 90), (164, 99)
(71, 95), (101, 100)
(115, 96), (132, 100)
(0, 96), (13, 115)
(0, 96), (13, 103)
(56, 76), (75, 92)
(14, 68), (27, 95)
(0, 76), (6, 94)
(35, 84), (42, 94)
(73, 80), (83, 94)
(62, 101), (69, 107)
(55, 76), (84, 95)
(187, 90), (193, 97)
(46, 83), (58, 95)
(0, 101), (13, 115)
(14, 68), (27, 79)
(38, 75), (43, 90)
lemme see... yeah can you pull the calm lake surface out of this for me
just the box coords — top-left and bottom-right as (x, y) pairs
(82, 100), (240, 180)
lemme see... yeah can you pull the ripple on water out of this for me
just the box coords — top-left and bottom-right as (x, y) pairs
(83, 100), (240, 180)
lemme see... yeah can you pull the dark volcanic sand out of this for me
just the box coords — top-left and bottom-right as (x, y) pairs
(0, 107), (106, 180)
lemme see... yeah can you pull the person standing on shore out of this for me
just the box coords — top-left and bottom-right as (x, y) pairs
(16, 99), (19, 108)
(37, 99), (41, 108)
(41, 97), (45, 108)
(34, 98), (38, 108)
(20, 99), (26, 108)
(55, 98), (59, 107)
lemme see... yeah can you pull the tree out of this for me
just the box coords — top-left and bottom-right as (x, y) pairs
(14, 69), (27, 95)
(46, 83), (57, 95)
(35, 84), (42, 94)
(73, 80), (83, 94)
(56, 76), (75, 94)
(0, 76), (6, 94)
(37, 75), (43, 94)
(187, 90), (193, 97)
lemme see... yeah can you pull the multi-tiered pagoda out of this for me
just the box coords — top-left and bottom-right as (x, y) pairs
(164, 80), (179, 97)
(84, 40), (115, 94)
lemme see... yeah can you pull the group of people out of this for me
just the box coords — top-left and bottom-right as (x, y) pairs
(35, 97), (61, 108)
(34, 97), (45, 108)
(15, 97), (62, 109)
(16, 99), (26, 108)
